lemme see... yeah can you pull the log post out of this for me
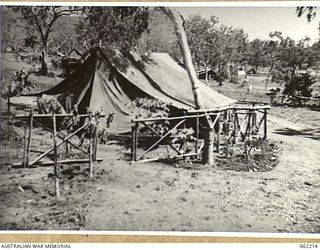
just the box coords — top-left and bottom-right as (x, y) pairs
(195, 114), (199, 159)
(161, 7), (216, 166)
(22, 124), (27, 168)
(92, 129), (98, 162)
(264, 108), (268, 139)
(7, 96), (10, 113)
(64, 132), (70, 157)
(216, 118), (220, 154)
(245, 112), (252, 139)
(52, 113), (60, 198)
(133, 122), (138, 162)
(202, 126), (215, 165)
(26, 111), (33, 168)
(89, 138), (93, 178)
(233, 109), (237, 144)
(131, 122), (136, 162)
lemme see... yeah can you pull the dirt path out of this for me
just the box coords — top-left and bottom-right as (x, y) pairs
(0, 107), (318, 232)
(84, 114), (320, 232)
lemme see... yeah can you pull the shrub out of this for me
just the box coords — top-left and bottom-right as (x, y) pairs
(283, 73), (315, 106)
(229, 75), (239, 84)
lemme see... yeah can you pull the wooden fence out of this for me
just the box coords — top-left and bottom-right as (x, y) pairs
(131, 105), (270, 163)
(1, 112), (104, 197)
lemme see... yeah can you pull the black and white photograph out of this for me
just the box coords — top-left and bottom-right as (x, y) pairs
(0, 3), (319, 234)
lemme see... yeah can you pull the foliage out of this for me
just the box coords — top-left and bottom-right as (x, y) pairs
(49, 15), (83, 55)
(77, 7), (149, 51)
(136, 9), (181, 59)
(2, 69), (36, 99)
(246, 39), (270, 72)
(283, 73), (315, 102)
(184, 14), (248, 81)
(269, 32), (311, 85)
(12, 6), (83, 75)
(130, 97), (170, 119)
(229, 75), (240, 84)
(1, 7), (35, 51)
(184, 14), (216, 69)
(297, 6), (318, 22)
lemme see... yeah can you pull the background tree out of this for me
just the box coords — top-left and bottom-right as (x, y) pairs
(184, 14), (213, 75)
(49, 15), (83, 55)
(246, 39), (267, 74)
(184, 15), (249, 83)
(77, 7), (149, 52)
(1, 7), (33, 52)
(136, 9), (181, 59)
(269, 32), (310, 85)
(283, 73), (315, 105)
(13, 6), (83, 75)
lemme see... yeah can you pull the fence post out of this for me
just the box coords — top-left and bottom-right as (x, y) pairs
(264, 108), (268, 139)
(26, 110), (33, 168)
(22, 124), (27, 168)
(89, 138), (93, 178)
(195, 114), (199, 159)
(52, 113), (60, 198)
(233, 109), (237, 144)
(133, 122), (138, 162)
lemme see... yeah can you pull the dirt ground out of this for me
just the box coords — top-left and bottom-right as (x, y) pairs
(0, 105), (319, 232)
(0, 54), (319, 232)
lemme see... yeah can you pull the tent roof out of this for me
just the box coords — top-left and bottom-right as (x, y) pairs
(102, 49), (235, 110)
(27, 48), (236, 133)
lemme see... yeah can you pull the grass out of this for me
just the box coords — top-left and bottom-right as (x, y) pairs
(1, 52), (63, 93)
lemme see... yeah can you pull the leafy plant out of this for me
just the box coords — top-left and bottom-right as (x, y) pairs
(283, 73), (314, 105)
(77, 7), (149, 52)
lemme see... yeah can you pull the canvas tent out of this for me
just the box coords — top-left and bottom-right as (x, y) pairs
(28, 48), (235, 133)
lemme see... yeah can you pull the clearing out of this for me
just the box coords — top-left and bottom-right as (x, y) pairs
(0, 54), (319, 232)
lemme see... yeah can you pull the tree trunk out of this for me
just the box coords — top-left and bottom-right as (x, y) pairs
(266, 62), (274, 90)
(41, 46), (48, 75)
(226, 62), (231, 81)
(7, 96), (11, 113)
(161, 7), (215, 166)
(205, 64), (209, 85)
(161, 7), (204, 109)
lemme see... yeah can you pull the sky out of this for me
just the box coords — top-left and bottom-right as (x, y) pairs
(176, 7), (320, 43)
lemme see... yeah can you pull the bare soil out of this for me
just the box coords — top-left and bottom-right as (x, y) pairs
(0, 105), (319, 232)
(0, 56), (319, 232)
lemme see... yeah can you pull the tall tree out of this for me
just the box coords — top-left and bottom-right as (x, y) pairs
(269, 32), (310, 85)
(136, 9), (181, 59)
(13, 6), (82, 75)
(247, 39), (267, 74)
(161, 7), (217, 166)
(77, 7), (149, 51)
(184, 15), (249, 82)
(1, 7), (24, 51)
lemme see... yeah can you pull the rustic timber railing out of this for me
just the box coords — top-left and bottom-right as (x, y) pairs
(1, 112), (104, 197)
(131, 105), (270, 163)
